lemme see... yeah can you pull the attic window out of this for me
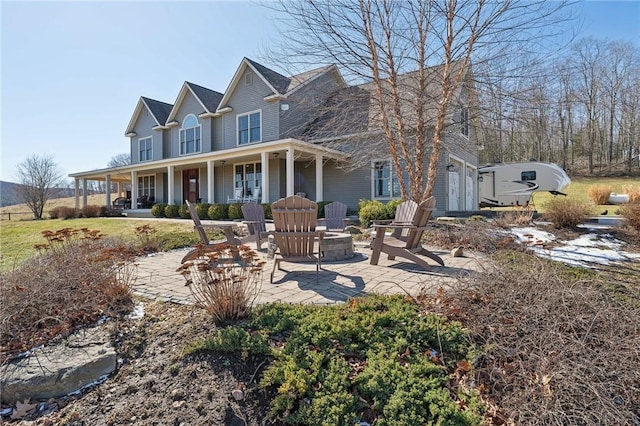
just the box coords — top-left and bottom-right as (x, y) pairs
(461, 107), (469, 137)
(244, 71), (253, 86)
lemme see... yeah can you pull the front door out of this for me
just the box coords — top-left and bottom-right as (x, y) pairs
(182, 169), (199, 203)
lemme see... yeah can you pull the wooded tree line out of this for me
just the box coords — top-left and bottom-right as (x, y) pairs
(476, 38), (640, 175)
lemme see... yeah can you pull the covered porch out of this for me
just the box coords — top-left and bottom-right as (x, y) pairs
(69, 138), (348, 210)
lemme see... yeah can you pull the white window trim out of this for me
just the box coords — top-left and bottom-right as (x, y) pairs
(137, 174), (156, 197)
(236, 109), (262, 146)
(138, 136), (153, 162)
(244, 71), (253, 86)
(179, 114), (202, 156)
(231, 161), (262, 201)
(371, 158), (398, 200)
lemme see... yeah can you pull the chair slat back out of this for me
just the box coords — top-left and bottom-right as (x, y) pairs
(404, 197), (435, 249)
(271, 195), (318, 258)
(391, 200), (418, 240)
(323, 201), (347, 231)
(186, 200), (209, 244)
(241, 202), (266, 235)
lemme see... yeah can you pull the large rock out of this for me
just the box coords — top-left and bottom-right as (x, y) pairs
(1, 325), (116, 405)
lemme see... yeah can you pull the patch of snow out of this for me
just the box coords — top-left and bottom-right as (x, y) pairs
(509, 227), (640, 268)
(128, 302), (145, 320)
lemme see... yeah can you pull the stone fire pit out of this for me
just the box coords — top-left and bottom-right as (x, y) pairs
(267, 232), (355, 262)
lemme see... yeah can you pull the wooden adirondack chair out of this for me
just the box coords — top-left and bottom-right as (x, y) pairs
(181, 200), (241, 263)
(369, 197), (444, 270)
(241, 202), (270, 250)
(270, 195), (324, 283)
(318, 201), (349, 231)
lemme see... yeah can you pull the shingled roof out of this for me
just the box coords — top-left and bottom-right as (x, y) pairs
(185, 82), (224, 113)
(141, 97), (173, 126)
(245, 58), (291, 95)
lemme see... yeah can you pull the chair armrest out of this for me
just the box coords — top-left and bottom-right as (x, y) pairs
(372, 219), (392, 225)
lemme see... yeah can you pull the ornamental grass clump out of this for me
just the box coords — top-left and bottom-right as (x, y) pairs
(178, 244), (266, 324)
(587, 184), (611, 205)
(542, 197), (592, 229)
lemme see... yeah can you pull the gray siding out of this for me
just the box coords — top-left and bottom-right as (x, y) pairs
(130, 109), (158, 165)
(279, 71), (344, 139)
(169, 92), (210, 157)
(221, 70), (280, 149)
(323, 162), (370, 212)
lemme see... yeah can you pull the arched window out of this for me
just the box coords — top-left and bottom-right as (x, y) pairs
(180, 114), (201, 155)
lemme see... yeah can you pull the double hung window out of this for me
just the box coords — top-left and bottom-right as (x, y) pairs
(237, 111), (261, 145)
(234, 162), (262, 199)
(138, 175), (155, 198)
(372, 160), (404, 199)
(179, 114), (201, 155)
(138, 136), (152, 162)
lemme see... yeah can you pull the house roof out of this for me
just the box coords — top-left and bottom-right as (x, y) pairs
(125, 96), (174, 136)
(245, 58), (291, 94)
(166, 82), (224, 123)
(141, 97), (173, 125)
(302, 61), (469, 141)
(185, 82), (224, 113)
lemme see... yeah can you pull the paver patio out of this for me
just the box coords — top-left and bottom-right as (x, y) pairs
(132, 240), (485, 305)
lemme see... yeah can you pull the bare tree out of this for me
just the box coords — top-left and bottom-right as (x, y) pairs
(108, 153), (131, 168)
(15, 154), (65, 219)
(266, 0), (571, 201)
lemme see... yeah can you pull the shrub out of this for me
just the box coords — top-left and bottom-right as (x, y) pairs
(384, 198), (403, 219)
(178, 204), (190, 219)
(177, 244), (266, 324)
(620, 203), (640, 231)
(622, 184), (640, 204)
(493, 205), (535, 228)
(195, 203), (210, 220)
(1, 228), (136, 359)
(165, 205), (179, 218)
(157, 231), (200, 251)
(317, 200), (333, 218)
(587, 184), (611, 205)
(49, 207), (61, 219)
(543, 197), (592, 229)
(228, 203), (243, 220)
(135, 224), (160, 253)
(81, 205), (102, 218)
(151, 203), (167, 218)
(261, 203), (272, 220)
(57, 206), (79, 220)
(208, 203), (228, 220)
(358, 200), (387, 228)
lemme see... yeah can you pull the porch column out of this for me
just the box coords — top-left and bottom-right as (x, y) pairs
(74, 179), (80, 210)
(105, 175), (112, 207)
(167, 166), (174, 205)
(130, 171), (137, 208)
(286, 148), (294, 196)
(207, 161), (215, 203)
(82, 179), (88, 208)
(315, 153), (323, 202)
(261, 151), (269, 203)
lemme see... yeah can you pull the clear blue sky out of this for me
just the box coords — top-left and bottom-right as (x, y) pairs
(1, 1), (639, 183)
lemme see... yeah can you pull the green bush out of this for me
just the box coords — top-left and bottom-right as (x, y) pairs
(195, 203), (210, 220)
(358, 200), (388, 228)
(251, 294), (480, 425)
(164, 205), (179, 218)
(151, 203), (167, 218)
(384, 199), (403, 219)
(543, 197), (592, 229)
(178, 204), (190, 219)
(208, 204), (228, 220)
(262, 203), (272, 220)
(317, 200), (333, 218)
(228, 203), (243, 220)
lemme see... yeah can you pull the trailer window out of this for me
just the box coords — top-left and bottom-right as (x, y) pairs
(521, 171), (536, 181)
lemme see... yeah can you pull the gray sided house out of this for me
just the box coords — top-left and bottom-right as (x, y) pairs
(70, 57), (479, 215)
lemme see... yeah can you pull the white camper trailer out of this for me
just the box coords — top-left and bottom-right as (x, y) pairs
(478, 162), (571, 207)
